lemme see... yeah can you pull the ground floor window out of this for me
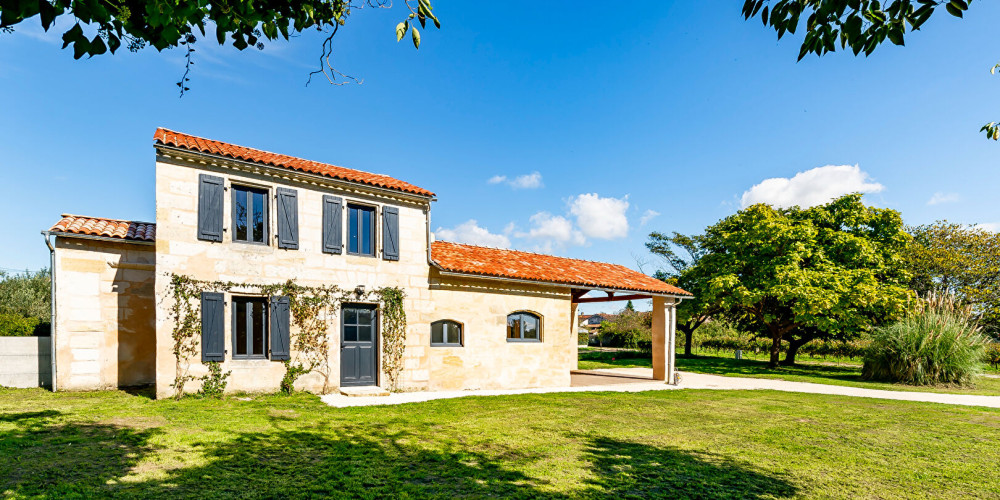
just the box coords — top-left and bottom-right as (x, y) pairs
(431, 320), (463, 347)
(507, 312), (541, 342)
(233, 296), (268, 358)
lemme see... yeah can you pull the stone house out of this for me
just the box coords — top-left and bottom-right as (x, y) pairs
(42, 129), (690, 398)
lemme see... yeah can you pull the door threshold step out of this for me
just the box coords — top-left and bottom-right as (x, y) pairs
(340, 387), (390, 397)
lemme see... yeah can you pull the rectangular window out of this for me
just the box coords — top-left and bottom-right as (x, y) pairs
(347, 204), (376, 256)
(233, 296), (268, 358)
(232, 185), (268, 244)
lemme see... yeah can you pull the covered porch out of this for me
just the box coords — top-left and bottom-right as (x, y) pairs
(570, 288), (684, 384)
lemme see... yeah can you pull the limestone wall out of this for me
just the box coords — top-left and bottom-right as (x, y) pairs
(421, 273), (576, 391)
(53, 237), (156, 390)
(153, 152), (579, 398)
(153, 154), (436, 398)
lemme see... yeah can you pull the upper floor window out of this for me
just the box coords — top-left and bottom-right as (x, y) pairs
(348, 204), (376, 256)
(507, 312), (541, 342)
(233, 296), (268, 358)
(431, 320), (463, 347)
(232, 185), (268, 244)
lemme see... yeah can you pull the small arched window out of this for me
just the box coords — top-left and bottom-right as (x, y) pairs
(431, 320), (463, 347)
(507, 312), (542, 342)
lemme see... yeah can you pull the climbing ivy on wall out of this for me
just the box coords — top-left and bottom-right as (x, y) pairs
(167, 273), (408, 398)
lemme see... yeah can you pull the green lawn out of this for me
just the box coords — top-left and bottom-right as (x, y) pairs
(2, 387), (999, 498)
(579, 348), (1000, 396)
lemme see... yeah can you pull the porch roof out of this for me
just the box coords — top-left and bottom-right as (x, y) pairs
(430, 241), (691, 297)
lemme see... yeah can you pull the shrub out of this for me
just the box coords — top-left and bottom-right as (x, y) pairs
(597, 310), (652, 349)
(0, 313), (41, 337)
(986, 343), (1000, 369)
(862, 295), (988, 386)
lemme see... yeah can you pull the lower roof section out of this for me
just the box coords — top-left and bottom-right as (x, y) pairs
(47, 215), (156, 243)
(430, 241), (691, 297)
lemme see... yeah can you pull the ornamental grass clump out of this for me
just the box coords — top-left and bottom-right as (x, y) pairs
(863, 294), (988, 386)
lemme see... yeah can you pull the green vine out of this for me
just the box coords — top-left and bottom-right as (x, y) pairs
(199, 361), (231, 398)
(167, 273), (408, 397)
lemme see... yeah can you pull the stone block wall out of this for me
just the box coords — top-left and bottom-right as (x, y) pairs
(53, 237), (156, 390)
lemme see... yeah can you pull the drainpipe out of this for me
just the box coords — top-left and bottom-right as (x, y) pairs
(425, 204), (434, 266)
(41, 231), (57, 392)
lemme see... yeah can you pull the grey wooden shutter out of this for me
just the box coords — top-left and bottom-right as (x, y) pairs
(197, 174), (224, 242)
(201, 292), (225, 362)
(322, 195), (343, 254)
(270, 296), (290, 361)
(276, 187), (299, 249)
(382, 205), (399, 261)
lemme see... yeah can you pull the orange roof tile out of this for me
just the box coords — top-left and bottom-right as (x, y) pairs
(431, 241), (691, 296)
(154, 128), (435, 198)
(49, 215), (156, 242)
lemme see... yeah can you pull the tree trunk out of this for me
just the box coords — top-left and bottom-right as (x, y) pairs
(768, 332), (782, 369)
(684, 330), (693, 357)
(782, 335), (813, 366)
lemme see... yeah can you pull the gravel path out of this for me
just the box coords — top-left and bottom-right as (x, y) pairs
(320, 368), (1000, 409)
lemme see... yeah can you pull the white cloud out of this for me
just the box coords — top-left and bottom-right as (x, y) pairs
(639, 209), (660, 226)
(927, 192), (961, 206)
(517, 212), (586, 252)
(434, 220), (511, 248)
(740, 165), (885, 209)
(569, 193), (630, 240)
(488, 172), (543, 189)
(978, 222), (1000, 233)
(510, 172), (543, 189)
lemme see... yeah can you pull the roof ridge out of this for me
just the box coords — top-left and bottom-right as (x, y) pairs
(154, 128), (403, 185)
(433, 240), (637, 269)
(59, 213), (155, 225)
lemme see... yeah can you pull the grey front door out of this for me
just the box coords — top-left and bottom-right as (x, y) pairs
(340, 304), (378, 387)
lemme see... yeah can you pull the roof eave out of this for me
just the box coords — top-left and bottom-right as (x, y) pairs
(432, 266), (691, 299)
(155, 144), (437, 203)
(42, 230), (155, 246)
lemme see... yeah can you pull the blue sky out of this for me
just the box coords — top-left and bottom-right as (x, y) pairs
(1, 2), (998, 312)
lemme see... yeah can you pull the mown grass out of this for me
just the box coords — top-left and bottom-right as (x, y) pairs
(579, 348), (1000, 396)
(1, 387), (999, 498)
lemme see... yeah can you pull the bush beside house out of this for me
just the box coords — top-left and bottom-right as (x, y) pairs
(0, 270), (51, 337)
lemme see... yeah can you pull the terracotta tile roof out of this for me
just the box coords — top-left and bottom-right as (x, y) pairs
(154, 128), (434, 198)
(431, 241), (691, 296)
(49, 215), (156, 242)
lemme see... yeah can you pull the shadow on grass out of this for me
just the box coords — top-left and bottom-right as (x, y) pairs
(582, 436), (797, 499)
(0, 410), (158, 497)
(0, 410), (797, 498)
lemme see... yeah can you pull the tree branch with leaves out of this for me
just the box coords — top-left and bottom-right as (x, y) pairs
(742, 0), (997, 140)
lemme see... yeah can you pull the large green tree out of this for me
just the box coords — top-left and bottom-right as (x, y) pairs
(0, 0), (438, 92)
(646, 232), (721, 356)
(742, 0), (997, 140)
(697, 194), (912, 367)
(906, 221), (1000, 335)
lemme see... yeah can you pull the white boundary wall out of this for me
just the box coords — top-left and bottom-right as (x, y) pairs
(0, 337), (52, 388)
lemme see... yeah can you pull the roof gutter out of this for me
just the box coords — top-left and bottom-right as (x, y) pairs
(432, 268), (692, 300)
(155, 145), (438, 204)
(42, 231), (155, 246)
(41, 231), (57, 392)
